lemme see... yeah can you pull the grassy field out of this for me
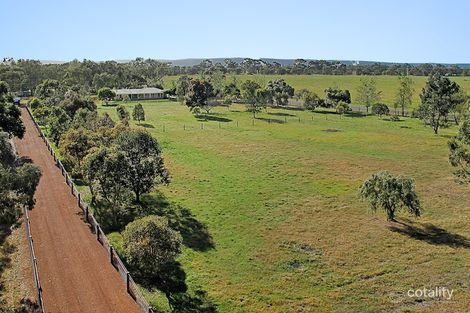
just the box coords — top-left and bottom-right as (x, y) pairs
(98, 100), (470, 312)
(163, 74), (470, 108)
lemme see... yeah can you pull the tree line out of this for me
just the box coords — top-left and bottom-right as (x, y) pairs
(2, 57), (470, 94)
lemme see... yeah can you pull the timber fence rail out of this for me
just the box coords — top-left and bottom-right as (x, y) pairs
(23, 205), (45, 312)
(24, 106), (155, 313)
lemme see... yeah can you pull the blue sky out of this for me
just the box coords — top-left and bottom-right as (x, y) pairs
(2, 0), (469, 63)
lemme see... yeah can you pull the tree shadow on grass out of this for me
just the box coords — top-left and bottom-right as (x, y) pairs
(267, 112), (296, 117)
(139, 261), (217, 312)
(388, 220), (470, 249)
(139, 194), (215, 252)
(344, 111), (367, 118)
(196, 114), (232, 123)
(137, 123), (155, 128)
(283, 106), (305, 112)
(255, 117), (285, 124)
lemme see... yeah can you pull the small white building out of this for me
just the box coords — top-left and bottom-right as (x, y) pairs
(113, 87), (164, 100)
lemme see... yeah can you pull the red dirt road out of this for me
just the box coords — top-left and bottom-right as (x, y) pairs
(15, 108), (140, 313)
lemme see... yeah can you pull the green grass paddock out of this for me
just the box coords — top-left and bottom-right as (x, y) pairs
(99, 100), (470, 313)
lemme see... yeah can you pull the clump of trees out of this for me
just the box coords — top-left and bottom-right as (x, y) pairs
(359, 171), (421, 221)
(266, 79), (294, 106)
(83, 129), (170, 230)
(324, 87), (351, 107)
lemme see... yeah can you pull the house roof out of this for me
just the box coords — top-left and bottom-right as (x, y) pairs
(113, 87), (164, 95)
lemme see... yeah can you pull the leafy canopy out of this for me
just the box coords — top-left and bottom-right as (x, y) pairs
(359, 171), (421, 221)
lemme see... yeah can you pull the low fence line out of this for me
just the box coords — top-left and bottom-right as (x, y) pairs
(23, 205), (45, 312)
(24, 106), (155, 313)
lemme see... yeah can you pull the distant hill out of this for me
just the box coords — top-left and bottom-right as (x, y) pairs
(161, 58), (470, 68)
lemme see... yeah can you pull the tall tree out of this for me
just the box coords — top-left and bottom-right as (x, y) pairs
(448, 115), (470, 184)
(116, 129), (170, 202)
(46, 107), (71, 145)
(357, 78), (381, 113)
(59, 127), (96, 174)
(132, 103), (145, 124)
(184, 79), (213, 114)
(395, 75), (414, 116)
(83, 147), (132, 227)
(418, 73), (462, 134)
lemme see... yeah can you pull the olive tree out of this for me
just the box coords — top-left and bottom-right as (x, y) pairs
(359, 171), (421, 221)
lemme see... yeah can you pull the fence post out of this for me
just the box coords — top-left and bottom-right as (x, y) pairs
(85, 206), (89, 222)
(96, 224), (100, 241)
(77, 193), (81, 207)
(126, 272), (130, 294)
(109, 246), (113, 265)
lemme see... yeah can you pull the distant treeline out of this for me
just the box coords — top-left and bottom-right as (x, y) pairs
(1, 57), (470, 93)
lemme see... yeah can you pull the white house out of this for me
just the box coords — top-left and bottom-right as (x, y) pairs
(113, 87), (164, 100)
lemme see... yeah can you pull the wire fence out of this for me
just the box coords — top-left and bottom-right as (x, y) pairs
(25, 106), (155, 313)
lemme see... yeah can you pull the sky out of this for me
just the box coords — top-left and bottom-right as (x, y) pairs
(2, 0), (470, 63)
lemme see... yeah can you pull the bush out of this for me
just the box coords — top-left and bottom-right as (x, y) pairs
(372, 103), (390, 117)
(28, 97), (42, 110)
(123, 216), (182, 277)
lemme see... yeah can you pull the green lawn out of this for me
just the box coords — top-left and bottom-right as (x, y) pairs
(163, 74), (470, 108)
(99, 100), (470, 313)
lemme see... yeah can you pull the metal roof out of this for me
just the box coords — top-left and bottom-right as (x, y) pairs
(113, 87), (164, 95)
